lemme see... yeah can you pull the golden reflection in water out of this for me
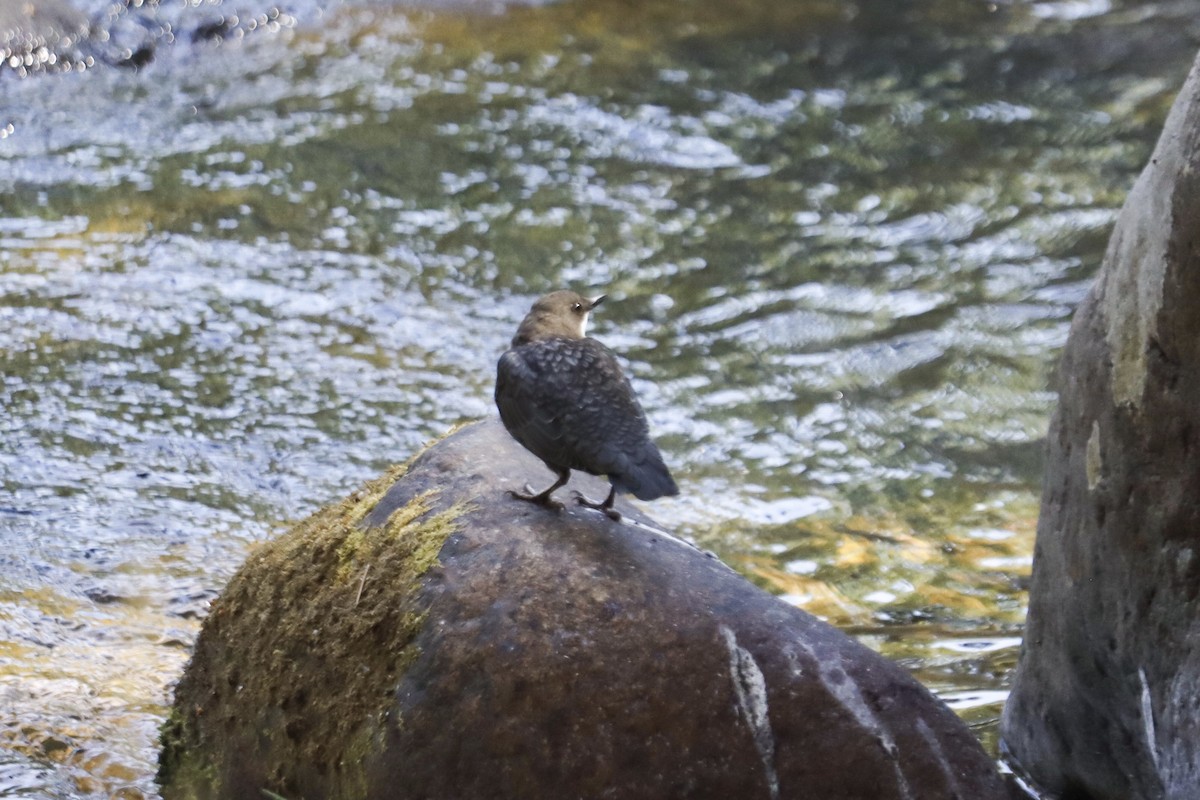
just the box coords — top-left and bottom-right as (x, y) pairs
(741, 499), (1036, 628)
(1, 586), (196, 797)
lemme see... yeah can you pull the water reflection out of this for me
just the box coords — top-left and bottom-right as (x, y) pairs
(1, 0), (1197, 795)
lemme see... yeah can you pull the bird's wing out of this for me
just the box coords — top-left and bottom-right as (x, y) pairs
(495, 345), (579, 471)
(563, 340), (678, 499)
(497, 338), (677, 499)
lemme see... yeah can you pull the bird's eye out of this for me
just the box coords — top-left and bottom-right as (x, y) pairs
(572, 303), (583, 312)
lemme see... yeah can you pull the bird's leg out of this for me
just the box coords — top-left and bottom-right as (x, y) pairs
(573, 485), (621, 521)
(508, 469), (570, 511)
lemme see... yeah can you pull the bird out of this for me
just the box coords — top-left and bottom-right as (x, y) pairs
(495, 290), (679, 520)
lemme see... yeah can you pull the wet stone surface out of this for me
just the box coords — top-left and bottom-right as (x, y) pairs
(161, 419), (1011, 800)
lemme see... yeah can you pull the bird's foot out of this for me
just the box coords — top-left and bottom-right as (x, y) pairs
(508, 486), (564, 511)
(572, 490), (622, 521)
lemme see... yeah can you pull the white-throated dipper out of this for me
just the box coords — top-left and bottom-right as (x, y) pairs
(495, 290), (679, 519)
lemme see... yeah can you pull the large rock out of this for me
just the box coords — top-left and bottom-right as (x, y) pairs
(159, 417), (1008, 800)
(1001, 52), (1200, 800)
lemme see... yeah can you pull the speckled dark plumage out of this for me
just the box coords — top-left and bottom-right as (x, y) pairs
(495, 290), (678, 517)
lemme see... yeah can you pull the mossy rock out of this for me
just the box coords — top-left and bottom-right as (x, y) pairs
(160, 418), (1009, 800)
(158, 453), (466, 798)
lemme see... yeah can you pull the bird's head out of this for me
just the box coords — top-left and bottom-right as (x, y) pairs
(513, 290), (606, 345)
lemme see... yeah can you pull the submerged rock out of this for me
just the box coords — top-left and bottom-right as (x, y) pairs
(160, 418), (1008, 800)
(0, 0), (91, 72)
(1001, 52), (1200, 800)
(0, 0), (289, 75)
(0, 0), (551, 76)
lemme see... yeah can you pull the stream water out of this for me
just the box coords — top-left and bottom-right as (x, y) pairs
(2, 0), (1198, 796)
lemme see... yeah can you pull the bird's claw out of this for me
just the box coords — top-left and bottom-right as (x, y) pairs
(507, 488), (564, 511)
(571, 490), (622, 521)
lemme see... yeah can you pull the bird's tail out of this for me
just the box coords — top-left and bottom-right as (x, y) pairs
(613, 446), (679, 501)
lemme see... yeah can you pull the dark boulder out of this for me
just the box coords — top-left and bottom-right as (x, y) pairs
(1001, 52), (1200, 800)
(160, 417), (1008, 800)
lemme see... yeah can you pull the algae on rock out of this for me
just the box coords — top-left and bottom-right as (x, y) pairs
(158, 459), (469, 799)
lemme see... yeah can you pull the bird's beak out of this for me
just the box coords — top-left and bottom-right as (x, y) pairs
(588, 294), (607, 310)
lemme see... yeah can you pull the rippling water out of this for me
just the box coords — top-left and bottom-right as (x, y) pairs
(2, 0), (1197, 795)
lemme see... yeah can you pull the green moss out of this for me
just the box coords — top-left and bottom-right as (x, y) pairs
(336, 720), (387, 800)
(157, 704), (221, 799)
(335, 526), (369, 583)
(159, 437), (475, 799)
(388, 495), (474, 575)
